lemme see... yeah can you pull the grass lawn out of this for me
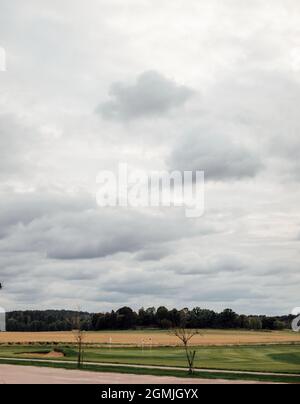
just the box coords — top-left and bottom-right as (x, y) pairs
(0, 344), (300, 374)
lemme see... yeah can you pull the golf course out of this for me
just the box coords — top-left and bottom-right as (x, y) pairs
(0, 329), (300, 383)
(1, 343), (300, 373)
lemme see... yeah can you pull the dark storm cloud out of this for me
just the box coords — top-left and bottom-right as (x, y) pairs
(98, 71), (194, 121)
(169, 130), (263, 181)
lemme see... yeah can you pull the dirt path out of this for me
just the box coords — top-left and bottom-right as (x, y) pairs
(1, 356), (299, 378)
(0, 364), (265, 384)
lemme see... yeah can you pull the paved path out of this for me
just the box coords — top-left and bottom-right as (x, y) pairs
(0, 364), (265, 384)
(0, 356), (299, 378)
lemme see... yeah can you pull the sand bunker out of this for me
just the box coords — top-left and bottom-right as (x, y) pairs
(18, 351), (64, 359)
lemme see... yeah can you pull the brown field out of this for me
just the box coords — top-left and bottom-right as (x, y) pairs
(18, 351), (64, 359)
(1, 329), (300, 346)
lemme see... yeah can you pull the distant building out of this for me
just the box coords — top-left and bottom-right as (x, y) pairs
(0, 307), (6, 332)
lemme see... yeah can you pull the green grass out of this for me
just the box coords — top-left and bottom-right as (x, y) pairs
(1, 344), (300, 374)
(0, 357), (300, 384)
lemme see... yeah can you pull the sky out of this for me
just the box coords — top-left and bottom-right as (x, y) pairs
(0, 0), (300, 315)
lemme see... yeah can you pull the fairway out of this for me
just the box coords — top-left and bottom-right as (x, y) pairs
(1, 329), (300, 346)
(1, 344), (300, 374)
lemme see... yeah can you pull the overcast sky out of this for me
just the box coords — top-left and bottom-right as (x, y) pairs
(0, 0), (300, 315)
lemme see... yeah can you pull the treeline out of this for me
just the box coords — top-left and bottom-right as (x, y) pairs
(6, 310), (91, 332)
(6, 307), (292, 332)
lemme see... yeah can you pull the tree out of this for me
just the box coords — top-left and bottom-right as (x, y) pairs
(248, 317), (263, 330)
(70, 311), (85, 369)
(117, 307), (137, 329)
(137, 307), (156, 327)
(261, 316), (282, 330)
(218, 309), (239, 329)
(273, 320), (285, 330)
(169, 309), (181, 327)
(5, 308), (292, 332)
(170, 327), (200, 375)
(160, 319), (173, 329)
(145, 307), (156, 327)
(156, 306), (169, 327)
(190, 308), (216, 328)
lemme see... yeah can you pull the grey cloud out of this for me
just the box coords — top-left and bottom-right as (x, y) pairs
(104, 278), (178, 297)
(135, 247), (171, 262)
(44, 211), (201, 260)
(98, 71), (194, 121)
(0, 114), (37, 177)
(168, 254), (246, 276)
(0, 195), (215, 260)
(169, 130), (263, 181)
(0, 191), (94, 238)
(188, 287), (263, 303)
(204, 71), (300, 182)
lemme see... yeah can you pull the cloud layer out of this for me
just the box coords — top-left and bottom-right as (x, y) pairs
(0, 0), (300, 315)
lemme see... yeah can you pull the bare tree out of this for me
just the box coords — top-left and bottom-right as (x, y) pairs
(70, 310), (85, 369)
(170, 327), (200, 375)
